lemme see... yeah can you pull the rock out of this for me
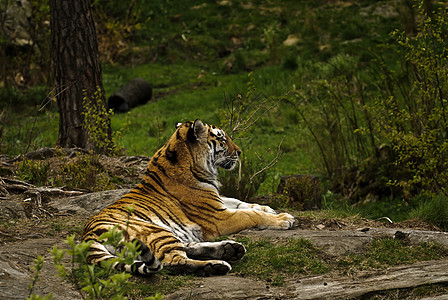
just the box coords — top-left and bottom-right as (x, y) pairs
(165, 275), (285, 299)
(0, 200), (27, 220)
(283, 34), (300, 46)
(0, 238), (80, 300)
(108, 78), (152, 113)
(286, 259), (448, 299)
(277, 175), (322, 210)
(24, 147), (55, 160)
(48, 189), (130, 216)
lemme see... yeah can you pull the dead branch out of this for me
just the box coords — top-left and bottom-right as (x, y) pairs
(241, 136), (284, 201)
(0, 176), (86, 199)
(249, 136), (284, 183)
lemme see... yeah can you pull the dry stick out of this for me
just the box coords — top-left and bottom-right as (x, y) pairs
(233, 99), (282, 137)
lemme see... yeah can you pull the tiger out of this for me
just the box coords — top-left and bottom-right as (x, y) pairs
(82, 119), (295, 276)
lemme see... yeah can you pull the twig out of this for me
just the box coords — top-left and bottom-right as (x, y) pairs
(243, 136), (284, 201)
(376, 216), (394, 224)
(249, 136), (284, 183)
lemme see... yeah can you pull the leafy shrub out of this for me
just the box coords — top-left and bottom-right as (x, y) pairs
(16, 160), (50, 185)
(218, 156), (267, 201)
(291, 53), (376, 183)
(368, 2), (448, 195)
(218, 73), (282, 200)
(57, 153), (116, 191)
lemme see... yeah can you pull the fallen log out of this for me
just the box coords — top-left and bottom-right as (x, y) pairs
(289, 259), (448, 299)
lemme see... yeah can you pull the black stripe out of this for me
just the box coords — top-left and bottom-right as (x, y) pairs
(165, 144), (178, 164)
(145, 171), (168, 192)
(92, 228), (108, 237)
(131, 261), (145, 273)
(190, 167), (218, 189)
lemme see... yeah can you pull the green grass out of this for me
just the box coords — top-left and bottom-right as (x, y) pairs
(337, 237), (448, 272)
(232, 237), (329, 286)
(231, 236), (447, 286)
(130, 271), (194, 297)
(410, 194), (448, 231)
(1, 0), (418, 218)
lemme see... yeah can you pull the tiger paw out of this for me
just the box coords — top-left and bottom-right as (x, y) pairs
(221, 241), (246, 261)
(200, 260), (232, 276)
(275, 213), (295, 229)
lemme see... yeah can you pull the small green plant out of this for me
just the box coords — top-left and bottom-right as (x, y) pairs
(28, 226), (142, 300)
(82, 87), (115, 155)
(16, 159), (50, 185)
(263, 25), (280, 64)
(28, 255), (52, 300)
(83, 87), (130, 156)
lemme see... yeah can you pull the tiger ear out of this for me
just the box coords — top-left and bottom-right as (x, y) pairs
(193, 119), (207, 142)
(175, 122), (183, 129)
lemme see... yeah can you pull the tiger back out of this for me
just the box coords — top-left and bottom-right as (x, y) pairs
(82, 119), (294, 276)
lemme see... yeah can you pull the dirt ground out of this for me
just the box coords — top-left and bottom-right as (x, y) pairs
(1, 152), (448, 299)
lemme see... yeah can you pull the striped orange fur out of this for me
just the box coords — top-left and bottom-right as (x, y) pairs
(82, 119), (294, 275)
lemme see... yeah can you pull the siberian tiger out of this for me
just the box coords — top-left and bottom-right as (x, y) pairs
(82, 119), (294, 276)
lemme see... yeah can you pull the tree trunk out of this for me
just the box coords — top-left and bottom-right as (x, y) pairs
(49, 0), (111, 151)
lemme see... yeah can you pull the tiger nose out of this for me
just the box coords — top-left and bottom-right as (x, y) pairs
(236, 149), (242, 157)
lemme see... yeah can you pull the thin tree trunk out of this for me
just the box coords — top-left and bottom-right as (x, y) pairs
(49, 0), (110, 150)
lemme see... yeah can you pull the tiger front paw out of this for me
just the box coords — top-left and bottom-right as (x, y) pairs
(275, 213), (295, 229)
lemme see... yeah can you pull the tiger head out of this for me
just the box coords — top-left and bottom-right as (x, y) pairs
(175, 119), (241, 171)
(151, 119), (241, 187)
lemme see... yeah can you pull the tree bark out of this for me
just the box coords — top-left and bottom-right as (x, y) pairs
(49, 0), (110, 150)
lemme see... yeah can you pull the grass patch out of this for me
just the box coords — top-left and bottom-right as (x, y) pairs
(409, 194), (448, 231)
(130, 271), (194, 298)
(337, 237), (448, 272)
(231, 235), (447, 286)
(232, 237), (329, 286)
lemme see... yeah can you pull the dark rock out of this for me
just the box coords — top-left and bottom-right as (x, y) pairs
(108, 78), (152, 113)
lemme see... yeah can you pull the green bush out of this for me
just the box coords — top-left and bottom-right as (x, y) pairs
(218, 156), (267, 201)
(16, 159), (50, 185)
(368, 1), (448, 195)
(56, 153), (116, 191)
